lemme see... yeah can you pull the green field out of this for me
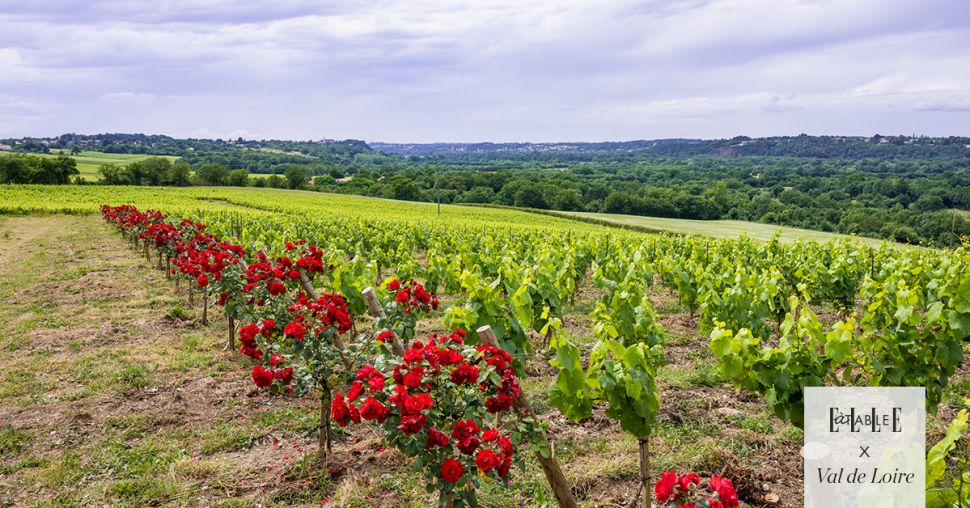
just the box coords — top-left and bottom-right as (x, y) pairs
(0, 185), (610, 233)
(0, 185), (919, 249)
(561, 210), (899, 247)
(1, 150), (180, 181)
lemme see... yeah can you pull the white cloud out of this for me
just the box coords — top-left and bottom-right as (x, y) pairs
(0, 0), (968, 140)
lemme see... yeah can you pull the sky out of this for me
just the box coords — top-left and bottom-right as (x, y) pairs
(1, 0), (969, 142)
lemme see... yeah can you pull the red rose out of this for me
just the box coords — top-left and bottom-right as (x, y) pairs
(367, 374), (385, 393)
(268, 281), (286, 296)
(359, 397), (389, 423)
(426, 427), (450, 448)
(388, 279), (400, 291)
(403, 370), (422, 388)
(287, 270), (300, 280)
(482, 429), (499, 442)
(376, 330), (395, 343)
(280, 367), (293, 384)
(269, 354), (283, 366)
(251, 365), (273, 388)
(440, 458), (464, 484)
(395, 291), (409, 303)
(356, 365), (378, 380)
(284, 321), (307, 341)
(404, 393), (433, 414)
(197, 274), (208, 287)
(285, 241), (296, 250)
(239, 323), (260, 346)
(450, 364), (479, 385)
(708, 501), (724, 508)
(403, 348), (423, 364)
(347, 380), (364, 402)
(655, 470), (678, 503)
(451, 419), (480, 441)
(677, 472), (701, 493)
(398, 414), (427, 435)
(260, 319), (275, 336)
(709, 475), (739, 508)
(485, 393), (515, 413)
(457, 436), (480, 455)
(331, 393), (350, 426)
(475, 449), (499, 473)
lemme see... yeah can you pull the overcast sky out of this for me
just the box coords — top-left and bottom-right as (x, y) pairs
(1, 0), (969, 142)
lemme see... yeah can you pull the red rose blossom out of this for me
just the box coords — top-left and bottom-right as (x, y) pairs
(475, 449), (499, 473)
(440, 458), (464, 483)
(251, 365), (273, 388)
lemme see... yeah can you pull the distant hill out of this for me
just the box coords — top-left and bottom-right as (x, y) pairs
(372, 135), (970, 159)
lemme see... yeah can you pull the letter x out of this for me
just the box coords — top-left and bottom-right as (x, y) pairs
(859, 446), (870, 458)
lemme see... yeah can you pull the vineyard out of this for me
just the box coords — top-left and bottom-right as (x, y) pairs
(0, 185), (968, 507)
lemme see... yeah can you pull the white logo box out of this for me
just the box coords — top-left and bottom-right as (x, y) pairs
(804, 387), (925, 508)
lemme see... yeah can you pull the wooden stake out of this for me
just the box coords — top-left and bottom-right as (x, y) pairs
(476, 325), (578, 508)
(362, 287), (406, 356)
(297, 268), (354, 370)
(638, 437), (651, 508)
(201, 289), (208, 325)
(226, 315), (235, 351)
(319, 385), (332, 465)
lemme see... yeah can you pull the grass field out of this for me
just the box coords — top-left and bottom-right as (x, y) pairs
(1, 150), (180, 181)
(561, 210), (897, 247)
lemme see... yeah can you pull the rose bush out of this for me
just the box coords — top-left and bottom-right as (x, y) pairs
(332, 329), (527, 507)
(654, 471), (739, 508)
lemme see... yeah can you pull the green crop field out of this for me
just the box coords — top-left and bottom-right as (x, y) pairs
(0, 185), (918, 249)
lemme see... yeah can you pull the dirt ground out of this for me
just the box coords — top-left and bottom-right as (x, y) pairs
(0, 215), (964, 507)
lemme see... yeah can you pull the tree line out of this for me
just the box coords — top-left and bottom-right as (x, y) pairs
(0, 154), (78, 184)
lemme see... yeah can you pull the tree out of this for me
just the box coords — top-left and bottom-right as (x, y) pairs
(552, 189), (583, 211)
(0, 156), (29, 184)
(266, 174), (284, 188)
(227, 169), (250, 187)
(912, 192), (946, 213)
(99, 163), (130, 185)
(130, 157), (172, 186)
(513, 183), (548, 209)
(168, 160), (192, 186)
(385, 176), (420, 201)
(196, 163), (229, 185)
(284, 166), (307, 189)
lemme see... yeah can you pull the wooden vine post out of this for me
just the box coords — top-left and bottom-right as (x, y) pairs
(297, 267), (355, 465)
(476, 325), (578, 508)
(638, 438), (650, 508)
(201, 288), (208, 324)
(361, 287), (406, 356)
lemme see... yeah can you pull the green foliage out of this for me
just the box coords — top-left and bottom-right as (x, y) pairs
(927, 407), (969, 507)
(550, 268), (665, 439)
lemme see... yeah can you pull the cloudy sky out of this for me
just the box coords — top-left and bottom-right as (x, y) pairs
(1, 0), (969, 142)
